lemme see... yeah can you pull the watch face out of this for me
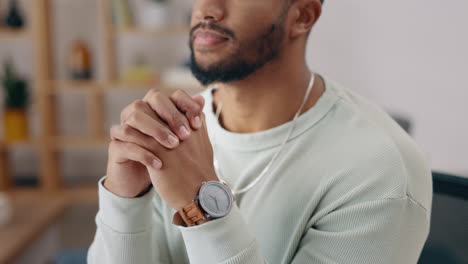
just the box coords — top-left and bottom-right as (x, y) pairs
(199, 181), (233, 218)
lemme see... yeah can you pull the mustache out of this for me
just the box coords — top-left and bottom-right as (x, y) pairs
(190, 23), (236, 40)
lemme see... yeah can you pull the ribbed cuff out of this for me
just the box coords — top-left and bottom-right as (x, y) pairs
(97, 176), (156, 233)
(178, 205), (256, 263)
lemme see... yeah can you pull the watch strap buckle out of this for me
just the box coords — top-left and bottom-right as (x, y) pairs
(173, 200), (211, 227)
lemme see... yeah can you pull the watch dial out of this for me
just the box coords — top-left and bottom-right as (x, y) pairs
(200, 182), (232, 218)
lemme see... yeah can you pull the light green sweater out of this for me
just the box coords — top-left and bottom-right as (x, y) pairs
(88, 77), (432, 264)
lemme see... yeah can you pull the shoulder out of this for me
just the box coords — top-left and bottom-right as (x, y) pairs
(311, 78), (432, 213)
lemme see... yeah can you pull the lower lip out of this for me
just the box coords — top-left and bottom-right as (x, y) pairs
(194, 34), (228, 48)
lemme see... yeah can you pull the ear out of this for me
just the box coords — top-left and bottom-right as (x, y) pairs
(288, 0), (322, 39)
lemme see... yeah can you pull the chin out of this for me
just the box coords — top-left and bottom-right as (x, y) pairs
(194, 54), (225, 70)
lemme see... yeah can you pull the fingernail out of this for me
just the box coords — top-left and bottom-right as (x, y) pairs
(179, 126), (191, 138)
(152, 159), (162, 170)
(167, 134), (179, 147)
(193, 116), (202, 129)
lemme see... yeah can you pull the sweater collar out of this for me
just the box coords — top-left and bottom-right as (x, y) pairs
(202, 76), (339, 152)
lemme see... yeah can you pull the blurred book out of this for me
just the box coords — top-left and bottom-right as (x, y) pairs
(112, 0), (133, 29)
(122, 53), (158, 86)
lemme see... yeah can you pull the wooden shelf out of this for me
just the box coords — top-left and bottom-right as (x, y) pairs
(48, 80), (148, 93)
(116, 24), (189, 37)
(1, 136), (109, 151)
(48, 80), (203, 95)
(108, 81), (204, 94)
(0, 140), (37, 152)
(53, 136), (109, 150)
(0, 28), (30, 40)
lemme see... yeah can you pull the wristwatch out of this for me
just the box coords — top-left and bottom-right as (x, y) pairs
(173, 181), (234, 227)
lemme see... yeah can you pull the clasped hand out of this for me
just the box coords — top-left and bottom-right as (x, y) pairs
(105, 89), (219, 211)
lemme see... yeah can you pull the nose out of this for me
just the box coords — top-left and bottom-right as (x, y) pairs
(192, 0), (225, 23)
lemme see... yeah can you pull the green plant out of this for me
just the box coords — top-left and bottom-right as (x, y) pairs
(151, 0), (167, 3)
(1, 60), (29, 109)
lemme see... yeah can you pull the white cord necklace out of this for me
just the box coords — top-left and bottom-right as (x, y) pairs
(211, 73), (316, 197)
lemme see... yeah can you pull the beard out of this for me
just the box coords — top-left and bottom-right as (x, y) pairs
(189, 12), (287, 86)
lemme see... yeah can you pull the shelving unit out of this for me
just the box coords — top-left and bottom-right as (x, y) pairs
(0, 0), (201, 192)
(0, 5), (36, 191)
(117, 24), (189, 37)
(0, 28), (30, 40)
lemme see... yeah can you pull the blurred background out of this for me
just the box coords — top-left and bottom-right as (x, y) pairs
(0, 0), (466, 263)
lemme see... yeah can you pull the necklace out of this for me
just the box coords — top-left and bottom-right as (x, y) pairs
(211, 73), (316, 197)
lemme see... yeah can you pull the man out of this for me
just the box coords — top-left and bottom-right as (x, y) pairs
(88, 0), (432, 263)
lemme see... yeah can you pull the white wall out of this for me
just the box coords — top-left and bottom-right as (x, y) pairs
(308, 0), (468, 177)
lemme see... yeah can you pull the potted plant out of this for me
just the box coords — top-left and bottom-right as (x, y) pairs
(1, 60), (29, 142)
(139, 0), (170, 30)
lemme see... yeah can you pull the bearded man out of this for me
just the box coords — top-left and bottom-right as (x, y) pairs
(88, 0), (432, 263)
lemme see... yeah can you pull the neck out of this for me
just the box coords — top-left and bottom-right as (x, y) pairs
(212, 56), (325, 134)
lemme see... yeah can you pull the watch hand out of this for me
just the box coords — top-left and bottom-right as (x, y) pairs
(209, 195), (219, 211)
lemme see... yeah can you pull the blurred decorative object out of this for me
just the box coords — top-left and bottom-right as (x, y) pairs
(68, 40), (93, 80)
(123, 53), (158, 85)
(111, 0), (133, 29)
(139, 0), (169, 30)
(1, 60), (29, 142)
(0, 192), (12, 227)
(4, 0), (24, 29)
(161, 68), (202, 93)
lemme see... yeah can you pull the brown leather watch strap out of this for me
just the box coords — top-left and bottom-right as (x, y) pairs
(173, 201), (211, 227)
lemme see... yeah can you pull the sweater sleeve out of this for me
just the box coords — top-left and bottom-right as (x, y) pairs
(87, 177), (171, 264)
(178, 204), (266, 264)
(178, 195), (429, 264)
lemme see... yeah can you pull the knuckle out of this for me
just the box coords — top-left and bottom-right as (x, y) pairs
(172, 89), (184, 98)
(147, 88), (159, 97)
(120, 106), (130, 122)
(143, 153), (154, 165)
(158, 129), (173, 144)
(177, 101), (190, 113)
(121, 124), (132, 136)
(127, 112), (139, 124)
(157, 128), (170, 142)
(190, 102), (201, 113)
(171, 111), (185, 126)
(186, 102), (201, 114)
(131, 99), (145, 110)
(149, 89), (162, 100)
(123, 142), (136, 154)
(192, 100), (201, 111)
(153, 90), (164, 102)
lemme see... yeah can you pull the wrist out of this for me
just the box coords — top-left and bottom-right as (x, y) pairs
(173, 181), (234, 227)
(98, 177), (155, 233)
(103, 178), (151, 198)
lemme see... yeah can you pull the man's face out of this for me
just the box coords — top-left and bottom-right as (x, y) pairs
(189, 0), (290, 86)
